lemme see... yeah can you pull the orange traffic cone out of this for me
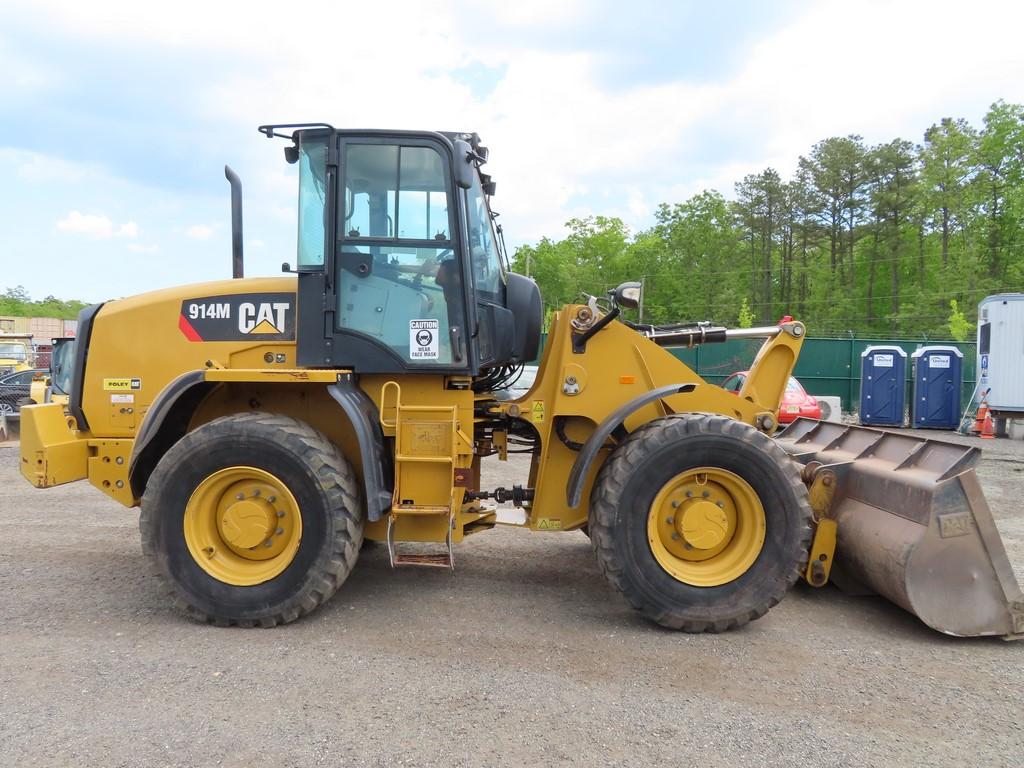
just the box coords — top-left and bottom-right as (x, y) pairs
(980, 410), (996, 439)
(973, 403), (988, 434)
(973, 389), (992, 435)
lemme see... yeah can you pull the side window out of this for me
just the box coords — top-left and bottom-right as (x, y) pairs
(337, 142), (464, 366)
(465, 173), (502, 297)
(296, 135), (328, 268)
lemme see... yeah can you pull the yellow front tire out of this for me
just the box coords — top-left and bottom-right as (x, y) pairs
(589, 413), (812, 632)
(140, 412), (364, 627)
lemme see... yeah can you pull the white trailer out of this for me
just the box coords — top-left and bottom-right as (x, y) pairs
(978, 293), (1024, 415)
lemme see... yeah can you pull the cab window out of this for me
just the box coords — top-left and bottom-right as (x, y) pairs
(465, 171), (503, 297)
(336, 142), (464, 366)
(722, 374), (745, 392)
(296, 134), (328, 268)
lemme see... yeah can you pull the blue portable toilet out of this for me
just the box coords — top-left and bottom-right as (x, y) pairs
(911, 346), (964, 429)
(859, 345), (907, 426)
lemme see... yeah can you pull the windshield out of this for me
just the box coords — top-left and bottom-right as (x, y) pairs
(0, 343), (28, 361)
(51, 340), (76, 395)
(465, 171), (503, 297)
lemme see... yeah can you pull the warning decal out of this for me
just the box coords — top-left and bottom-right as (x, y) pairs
(409, 319), (439, 360)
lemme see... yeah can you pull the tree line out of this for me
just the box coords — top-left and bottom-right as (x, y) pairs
(0, 286), (88, 321)
(512, 101), (1024, 339)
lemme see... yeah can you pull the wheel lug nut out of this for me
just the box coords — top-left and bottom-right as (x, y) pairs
(716, 501), (724, 508)
(276, 527), (284, 536)
(671, 533), (680, 541)
(268, 496), (276, 503)
(263, 540), (274, 548)
(671, 500), (680, 509)
(702, 490), (710, 498)
(235, 493), (244, 500)
(666, 517), (674, 525)
(276, 510), (285, 518)
(685, 490), (693, 498)
(252, 489), (261, 497)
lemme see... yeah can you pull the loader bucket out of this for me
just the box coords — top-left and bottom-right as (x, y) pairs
(776, 418), (1024, 639)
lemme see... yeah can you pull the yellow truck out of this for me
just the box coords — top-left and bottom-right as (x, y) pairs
(0, 333), (33, 376)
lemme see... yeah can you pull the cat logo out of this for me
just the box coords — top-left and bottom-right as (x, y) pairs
(239, 302), (290, 335)
(178, 293), (295, 342)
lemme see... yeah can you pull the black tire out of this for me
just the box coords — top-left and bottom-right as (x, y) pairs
(140, 412), (364, 626)
(589, 413), (812, 632)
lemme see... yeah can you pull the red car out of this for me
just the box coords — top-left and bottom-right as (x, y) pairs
(721, 370), (822, 424)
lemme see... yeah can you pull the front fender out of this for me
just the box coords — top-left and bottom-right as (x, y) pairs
(565, 383), (696, 508)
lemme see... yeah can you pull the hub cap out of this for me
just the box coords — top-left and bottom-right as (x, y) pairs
(647, 467), (766, 587)
(183, 466), (302, 586)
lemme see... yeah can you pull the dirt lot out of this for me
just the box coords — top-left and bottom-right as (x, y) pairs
(1, 430), (1022, 768)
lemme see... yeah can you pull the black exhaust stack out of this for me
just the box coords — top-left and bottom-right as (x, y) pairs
(224, 165), (243, 279)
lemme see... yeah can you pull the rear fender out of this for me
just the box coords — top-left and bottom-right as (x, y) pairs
(128, 372), (392, 521)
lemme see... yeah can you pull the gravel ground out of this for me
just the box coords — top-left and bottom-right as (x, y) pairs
(1, 429), (1022, 768)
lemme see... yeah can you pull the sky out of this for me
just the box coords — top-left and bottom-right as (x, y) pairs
(1, 0), (1023, 303)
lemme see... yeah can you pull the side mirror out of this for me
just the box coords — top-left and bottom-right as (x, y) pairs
(453, 139), (474, 190)
(610, 281), (642, 309)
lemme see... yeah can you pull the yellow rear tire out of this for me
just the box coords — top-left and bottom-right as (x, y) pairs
(140, 412), (364, 627)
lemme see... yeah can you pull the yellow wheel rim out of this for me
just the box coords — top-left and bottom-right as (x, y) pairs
(646, 467), (766, 587)
(184, 466), (302, 586)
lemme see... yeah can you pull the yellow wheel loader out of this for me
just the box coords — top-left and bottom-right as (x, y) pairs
(18, 124), (1024, 637)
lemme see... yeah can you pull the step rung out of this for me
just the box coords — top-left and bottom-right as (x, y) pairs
(392, 505), (451, 515)
(393, 553), (453, 568)
(394, 455), (453, 464)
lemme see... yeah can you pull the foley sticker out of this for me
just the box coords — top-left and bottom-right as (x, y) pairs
(409, 319), (439, 360)
(103, 378), (141, 392)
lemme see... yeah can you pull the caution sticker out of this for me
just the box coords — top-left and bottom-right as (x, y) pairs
(409, 319), (439, 360)
(103, 378), (141, 392)
(532, 401), (545, 423)
(537, 518), (562, 530)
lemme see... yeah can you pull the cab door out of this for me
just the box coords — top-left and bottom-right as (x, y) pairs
(294, 132), (474, 374)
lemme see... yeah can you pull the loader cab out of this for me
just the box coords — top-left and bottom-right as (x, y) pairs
(282, 126), (541, 375)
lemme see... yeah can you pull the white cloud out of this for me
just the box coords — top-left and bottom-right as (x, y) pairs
(56, 211), (138, 239)
(17, 0), (1024, 253)
(127, 243), (159, 253)
(185, 224), (213, 240)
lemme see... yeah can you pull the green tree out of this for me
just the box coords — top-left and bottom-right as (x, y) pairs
(948, 299), (972, 341)
(737, 297), (755, 328)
